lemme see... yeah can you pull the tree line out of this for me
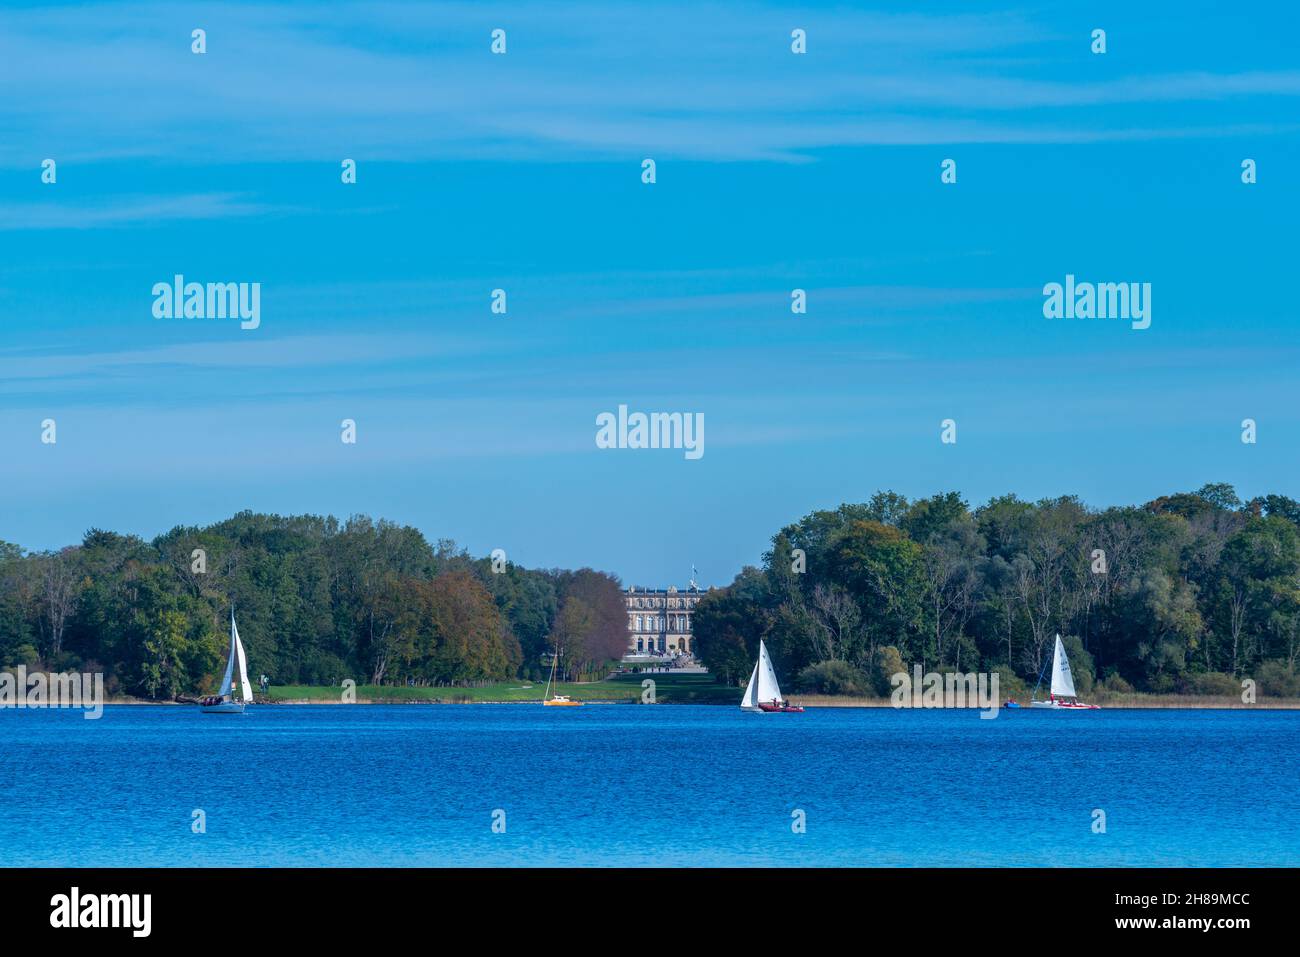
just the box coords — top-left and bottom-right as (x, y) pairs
(0, 512), (628, 699)
(692, 484), (1300, 699)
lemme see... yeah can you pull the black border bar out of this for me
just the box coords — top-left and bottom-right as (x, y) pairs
(0, 867), (1281, 943)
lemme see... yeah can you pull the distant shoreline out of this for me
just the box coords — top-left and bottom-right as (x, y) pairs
(74, 673), (1300, 710)
(792, 694), (1300, 710)
(91, 693), (1300, 710)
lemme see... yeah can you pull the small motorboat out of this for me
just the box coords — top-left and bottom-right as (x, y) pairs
(758, 701), (805, 713)
(1004, 699), (1021, 709)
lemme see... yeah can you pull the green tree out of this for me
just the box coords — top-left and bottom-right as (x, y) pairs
(827, 520), (926, 665)
(1196, 483), (1243, 512)
(692, 568), (770, 685)
(139, 610), (192, 700)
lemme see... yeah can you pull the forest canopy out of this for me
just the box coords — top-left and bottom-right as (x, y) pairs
(6, 483), (1299, 701)
(692, 484), (1300, 699)
(0, 512), (627, 699)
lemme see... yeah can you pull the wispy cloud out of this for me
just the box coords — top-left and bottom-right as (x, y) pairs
(0, 332), (490, 383)
(1, 1), (1296, 164)
(0, 193), (288, 230)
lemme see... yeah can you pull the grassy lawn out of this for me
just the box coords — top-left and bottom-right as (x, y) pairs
(268, 671), (742, 705)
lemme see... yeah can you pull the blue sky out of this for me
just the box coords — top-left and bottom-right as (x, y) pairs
(1, 1), (1298, 586)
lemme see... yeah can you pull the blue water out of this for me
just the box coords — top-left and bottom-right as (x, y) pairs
(1, 705), (1297, 866)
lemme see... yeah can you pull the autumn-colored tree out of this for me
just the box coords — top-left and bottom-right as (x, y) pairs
(547, 569), (626, 679)
(424, 570), (521, 683)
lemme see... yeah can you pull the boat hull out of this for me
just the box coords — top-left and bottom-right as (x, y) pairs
(757, 702), (805, 713)
(1029, 700), (1099, 710)
(200, 701), (246, 713)
(543, 699), (584, 707)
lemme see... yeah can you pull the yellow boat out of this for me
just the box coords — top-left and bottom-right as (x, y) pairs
(543, 695), (583, 707)
(542, 646), (584, 707)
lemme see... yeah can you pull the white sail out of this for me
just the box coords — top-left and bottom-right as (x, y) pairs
(218, 613), (237, 698)
(756, 641), (783, 704)
(740, 661), (761, 710)
(234, 619), (253, 703)
(1049, 634), (1076, 698)
(740, 641), (784, 710)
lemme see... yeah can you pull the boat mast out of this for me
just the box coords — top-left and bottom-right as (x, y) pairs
(1030, 648), (1050, 702)
(544, 642), (558, 700)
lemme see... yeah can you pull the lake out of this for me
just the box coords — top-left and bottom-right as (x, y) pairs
(1, 705), (1296, 866)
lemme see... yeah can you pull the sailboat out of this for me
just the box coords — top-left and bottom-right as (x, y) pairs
(1030, 634), (1099, 710)
(740, 640), (803, 713)
(200, 610), (253, 714)
(542, 646), (583, 707)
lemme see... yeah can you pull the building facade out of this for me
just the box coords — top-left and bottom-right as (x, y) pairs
(624, 585), (704, 657)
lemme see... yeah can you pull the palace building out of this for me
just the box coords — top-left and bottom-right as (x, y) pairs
(624, 584), (705, 656)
